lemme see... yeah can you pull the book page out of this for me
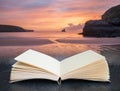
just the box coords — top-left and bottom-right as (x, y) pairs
(14, 49), (60, 76)
(60, 50), (106, 76)
(61, 59), (109, 81)
(10, 68), (59, 83)
(13, 62), (57, 74)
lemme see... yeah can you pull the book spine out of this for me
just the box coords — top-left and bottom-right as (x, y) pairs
(57, 77), (61, 85)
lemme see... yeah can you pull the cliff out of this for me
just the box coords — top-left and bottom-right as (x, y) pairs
(0, 25), (34, 32)
(83, 5), (120, 37)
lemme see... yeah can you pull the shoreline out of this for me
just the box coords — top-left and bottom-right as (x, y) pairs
(0, 33), (119, 64)
(56, 38), (120, 45)
(0, 37), (119, 46)
(0, 38), (53, 46)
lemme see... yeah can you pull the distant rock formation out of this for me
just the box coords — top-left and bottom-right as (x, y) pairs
(83, 20), (120, 37)
(0, 25), (34, 32)
(83, 5), (120, 37)
(61, 28), (66, 32)
(102, 5), (120, 26)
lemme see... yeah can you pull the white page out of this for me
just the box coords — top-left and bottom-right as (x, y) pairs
(60, 50), (106, 76)
(14, 49), (60, 76)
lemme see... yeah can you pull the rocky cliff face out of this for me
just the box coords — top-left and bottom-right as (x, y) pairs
(102, 5), (120, 26)
(0, 25), (34, 32)
(83, 5), (120, 37)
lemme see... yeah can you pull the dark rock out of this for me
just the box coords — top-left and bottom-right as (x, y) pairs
(25, 30), (34, 32)
(0, 25), (34, 32)
(83, 20), (120, 37)
(83, 5), (120, 37)
(61, 28), (66, 32)
(102, 5), (120, 26)
(84, 20), (110, 26)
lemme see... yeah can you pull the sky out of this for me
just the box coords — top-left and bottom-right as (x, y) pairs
(0, 0), (120, 31)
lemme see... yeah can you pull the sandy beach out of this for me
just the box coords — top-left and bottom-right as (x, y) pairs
(56, 38), (120, 45)
(0, 35), (120, 65)
(0, 38), (53, 46)
(0, 32), (120, 91)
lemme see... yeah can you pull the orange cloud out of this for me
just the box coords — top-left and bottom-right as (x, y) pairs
(0, 0), (120, 31)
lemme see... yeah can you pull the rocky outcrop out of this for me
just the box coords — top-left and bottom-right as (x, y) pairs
(83, 20), (120, 37)
(0, 25), (34, 32)
(83, 5), (120, 37)
(61, 28), (66, 32)
(102, 5), (120, 26)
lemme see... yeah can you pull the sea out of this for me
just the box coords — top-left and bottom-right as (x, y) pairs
(0, 31), (83, 39)
(0, 31), (119, 60)
(0, 31), (120, 91)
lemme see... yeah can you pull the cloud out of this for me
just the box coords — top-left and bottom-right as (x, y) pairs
(0, 0), (120, 31)
(65, 23), (83, 33)
(0, 0), (53, 11)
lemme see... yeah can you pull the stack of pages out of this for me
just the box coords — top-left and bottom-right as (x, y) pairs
(10, 49), (110, 83)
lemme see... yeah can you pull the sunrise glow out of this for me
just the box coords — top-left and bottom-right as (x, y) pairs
(0, 0), (120, 31)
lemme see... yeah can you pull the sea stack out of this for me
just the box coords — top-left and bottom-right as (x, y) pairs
(61, 28), (66, 32)
(0, 25), (34, 32)
(83, 5), (120, 37)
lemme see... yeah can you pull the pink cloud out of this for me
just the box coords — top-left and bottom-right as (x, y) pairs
(65, 23), (83, 33)
(0, 0), (120, 31)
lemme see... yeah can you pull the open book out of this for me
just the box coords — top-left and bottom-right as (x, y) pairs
(10, 49), (110, 84)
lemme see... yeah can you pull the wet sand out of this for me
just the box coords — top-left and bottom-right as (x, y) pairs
(56, 38), (120, 45)
(0, 38), (53, 46)
(0, 37), (119, 60)
(0, 37), (120, 91)
(0, 37), (120, 66)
